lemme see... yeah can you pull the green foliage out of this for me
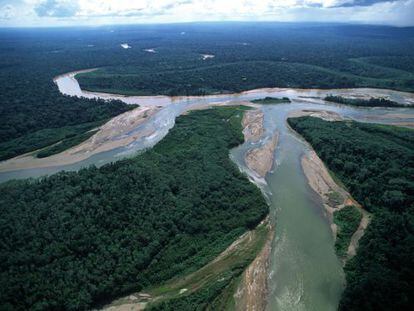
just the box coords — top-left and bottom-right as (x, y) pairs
(0, 121), (105, 161)
(325, 95), (411, 108)
(327, 191), (343, 206)
(74, 24), (414, 96)
(0, 107), (268, 310)
(251, 97), (291, 104)
(36, 129), (99, 158)
(145, 221), (269, 309)
(148, 272), (238, 311)
(333, 206), (362, 258)
(288, 116), (414, 310)
(1, 24), (414, 159)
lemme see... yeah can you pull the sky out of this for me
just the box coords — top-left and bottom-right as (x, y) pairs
(0, 0), (413, 27)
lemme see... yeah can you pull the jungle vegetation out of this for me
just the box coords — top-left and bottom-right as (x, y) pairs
(288, 116), (414, 311)
(1, 23), (414, 159)
(333, 205), (362, 258)
(145, 222), (270, 310)
(0, 120), (106, 161)
(324, 95), (411, 108)
(0, 107), (268, 310)
(251, 97), (291, 104)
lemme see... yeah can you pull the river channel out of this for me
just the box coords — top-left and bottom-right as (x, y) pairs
(1, 71), (414, 310)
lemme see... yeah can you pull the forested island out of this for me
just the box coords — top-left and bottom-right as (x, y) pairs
(0, 107), (268, 310)
(251, 97), (291, 104)
(288, 117), (414, 310)
(324, 95), (411, 108)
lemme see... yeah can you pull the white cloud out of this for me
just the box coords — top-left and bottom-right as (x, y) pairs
(34, 0), (79, 17)
(0, 0), (412, 26)
(0, 4), (15, 19)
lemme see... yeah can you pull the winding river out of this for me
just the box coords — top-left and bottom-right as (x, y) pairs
(1, 70), (414, 310)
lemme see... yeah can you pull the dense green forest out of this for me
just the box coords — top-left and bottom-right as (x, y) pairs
(333, 205), (362, 258)
(1, 23), (414, 159)
(251, 97), (291, 104)
(0, 107), (268, 310)
(145, 222), (269, 310)
(74, 24), (414, 96)
(325, 95), (411, 108)
(288, 117), (414, 310)
(0, 119), (106, 161)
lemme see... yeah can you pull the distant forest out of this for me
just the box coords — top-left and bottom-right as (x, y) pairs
(324, 95), (411, 108)
(0, 107), (268, 310)
(76, 24), (414, 96)
(1, 24), (414, 159)
(289, 117), (414, 311)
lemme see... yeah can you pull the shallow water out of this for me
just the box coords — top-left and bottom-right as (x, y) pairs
(2, 71), (414, 310)
(226, 99), (413, 310)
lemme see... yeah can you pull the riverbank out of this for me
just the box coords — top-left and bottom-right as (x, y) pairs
(96, 108), (274, 311)
(55, 69), (414, 107)
(289, 111), (370, 262)
(234, 218), (274, 311)
(289, 109), (344, 122)
(100, 219), (271, 310)
(5, 69), (406, 177)
(290, 110), (370, 261)
(302, 149), (370, 262)
(0, 106), (160, 172)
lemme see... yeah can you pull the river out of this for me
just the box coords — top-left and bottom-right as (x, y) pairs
(2, 71), (414, 310)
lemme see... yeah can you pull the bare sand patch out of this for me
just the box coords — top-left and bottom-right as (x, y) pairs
(0, 106), (160, 172)
(242, 109), (264, 142)
(245, 133), (279, 178)
(292, 110), (373, 262)
(289, 109), (344, 121)
(235, 217), (274, 311)
(301, 150), (370, 262)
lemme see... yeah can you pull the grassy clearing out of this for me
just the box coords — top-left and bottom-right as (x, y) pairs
(333, 206), (362, 258)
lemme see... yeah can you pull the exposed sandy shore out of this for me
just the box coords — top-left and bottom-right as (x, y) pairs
(302, 151), (351, 215)
(0, 106), (160, 172)
(245, 133), (279, 178)
(289, 109), (344, 121)
(290, 109), (414, 128)
(347, 210), (370, 258)
(291, 109), (374, 262)
(235, 217), (274, 311)
(101, 302), (145, 311)
(301, 150), (370, 262)
(242, 109), (264, 141)
(0, 99), (257, 174)
(99, 219), (271, 311)
(364, 113), (414, 128)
